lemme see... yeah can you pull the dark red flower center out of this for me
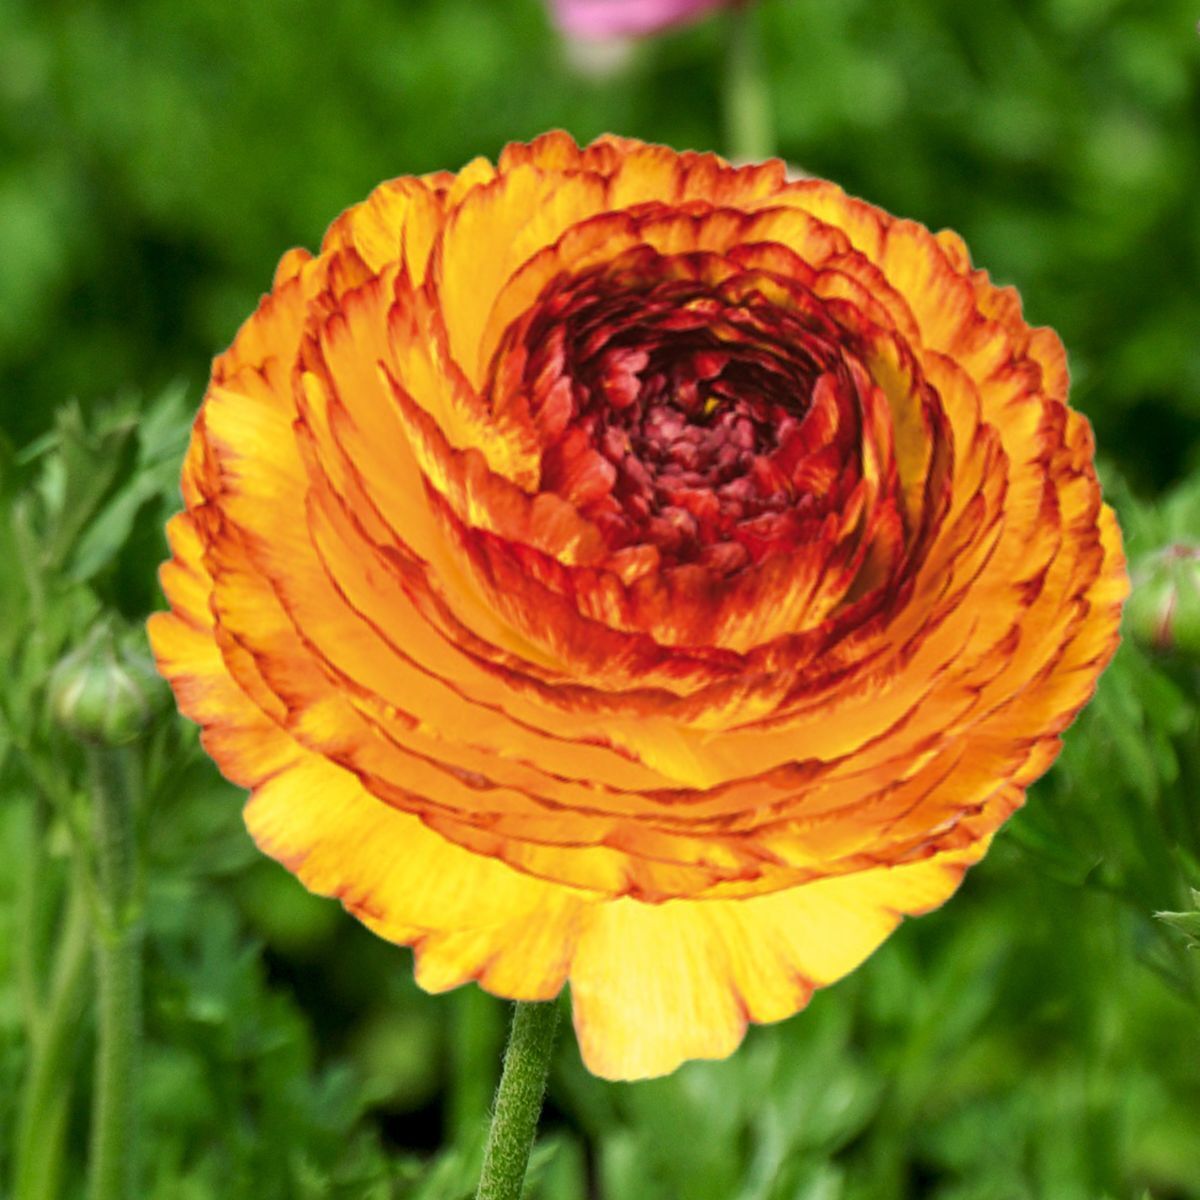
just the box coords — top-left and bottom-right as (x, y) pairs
(491, 248), (872, 577)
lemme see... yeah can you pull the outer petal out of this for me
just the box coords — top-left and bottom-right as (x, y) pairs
(569, 830), (991, 1079)
(149, 502), (596, 1004)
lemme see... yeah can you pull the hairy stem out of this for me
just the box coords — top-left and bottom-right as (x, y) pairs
(475, 1001), (560, 1200)
(85, 744), (142, 1200)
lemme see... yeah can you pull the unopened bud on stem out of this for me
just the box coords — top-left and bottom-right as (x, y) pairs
(49, 621), (167, 746)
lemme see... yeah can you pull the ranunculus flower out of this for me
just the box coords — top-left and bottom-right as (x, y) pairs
(550, 0), (731, 39)
(150, 133), (1127, 1080)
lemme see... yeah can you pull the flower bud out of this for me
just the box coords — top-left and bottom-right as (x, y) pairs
(49, 621), (168, 745)
(1126, 544), (1200, 658)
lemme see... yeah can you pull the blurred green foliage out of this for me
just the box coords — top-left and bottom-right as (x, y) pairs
(1, 0), (1199, 1197)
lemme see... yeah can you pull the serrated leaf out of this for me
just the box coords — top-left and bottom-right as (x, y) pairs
(1154, 889), (1200, 947)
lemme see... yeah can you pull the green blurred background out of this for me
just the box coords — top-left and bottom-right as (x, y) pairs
(2, 1), (1199, 1197)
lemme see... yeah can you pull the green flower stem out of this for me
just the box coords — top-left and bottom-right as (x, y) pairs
(723, 0), (774, 163)
(14, 796), (45, 1038)
(84, 743), (142, 1200)
(13, 865), (92, 1200)
(475, 1001), (560, 1200)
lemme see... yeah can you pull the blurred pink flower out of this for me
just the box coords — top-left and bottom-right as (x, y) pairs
(550, 0), (733, 40)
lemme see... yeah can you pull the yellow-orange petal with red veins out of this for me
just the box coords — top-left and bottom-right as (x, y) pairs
(151, 133), (1128, 1081)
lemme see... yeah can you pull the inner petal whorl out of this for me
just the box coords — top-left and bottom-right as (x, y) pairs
(493, 250), (870, 576)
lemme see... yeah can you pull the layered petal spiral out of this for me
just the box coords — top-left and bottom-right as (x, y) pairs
(150, 133), (1127, 1079)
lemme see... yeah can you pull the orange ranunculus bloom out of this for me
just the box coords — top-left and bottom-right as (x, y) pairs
(150, 133), (1127, 1080)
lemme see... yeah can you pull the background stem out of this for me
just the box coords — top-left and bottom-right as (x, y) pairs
(85, 744), (142, 1200)
(723, 0), (774, 162)
(13, 796), (45, 1040)
(475, 1000), (559, 1200)
(13, 866), (92, 1200)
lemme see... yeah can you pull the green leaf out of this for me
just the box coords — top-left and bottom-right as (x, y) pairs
(40, 401), (139, 575)
(1155, 889), (1200, 948)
